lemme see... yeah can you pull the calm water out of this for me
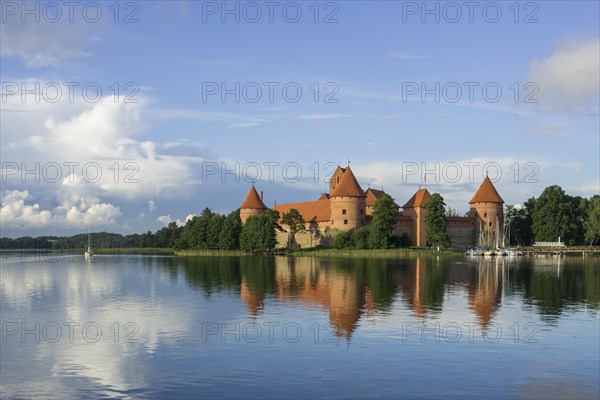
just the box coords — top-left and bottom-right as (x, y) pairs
(1, 253), (598, 399)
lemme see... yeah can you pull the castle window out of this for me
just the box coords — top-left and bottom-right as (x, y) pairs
(360, 209), (363, 215)
(332, 220), (334, 224)
(342, 209), (347, 215)
(489, 222), (492, 227)
(484, 212), (487, 217)
(344, 219), (348, 225)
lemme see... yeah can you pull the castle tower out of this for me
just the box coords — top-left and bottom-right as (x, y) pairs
(240, 185), (267, 224)
(329, 166), (346, 194)
(402, 188), (430, 247)
(329, 167), (366, 231)
(469, 176), (504, 247)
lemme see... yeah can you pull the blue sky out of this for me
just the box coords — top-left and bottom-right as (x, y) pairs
(1, 0), (599, 236)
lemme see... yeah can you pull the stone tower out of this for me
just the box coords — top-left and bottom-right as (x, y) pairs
(329, 166), (346, 194)
(329, 167), (366, 231)
(469, 176), (504, 246)
(240, 185), (267, 224)
(402, 188), (430, 247)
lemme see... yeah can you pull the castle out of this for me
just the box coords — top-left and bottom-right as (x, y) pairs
(240, 166), (504, 249)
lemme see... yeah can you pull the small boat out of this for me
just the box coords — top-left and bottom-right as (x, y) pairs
(84, 230), (94, 260)
(465, 246), (483, 256)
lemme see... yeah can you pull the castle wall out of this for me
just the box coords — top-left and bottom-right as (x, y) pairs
(394, 218), (413, 242)
(447, 217), (475, 249)
(276, 229), (331, 249)
(330, 196), (366, 231)
(240, 208), (265, 224)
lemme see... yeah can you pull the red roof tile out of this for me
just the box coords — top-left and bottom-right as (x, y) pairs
(365, 188), (399, 208)
(330, 167), (365, 197)
(402, 188), (430, 208)
(273, 199), (331, 223)
(240, 185), (267, 209)
(469, 176), (504, 204)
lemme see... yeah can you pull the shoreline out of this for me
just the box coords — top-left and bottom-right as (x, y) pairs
(2, 247), (598, 258)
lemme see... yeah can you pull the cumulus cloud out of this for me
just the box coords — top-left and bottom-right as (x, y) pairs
(3, 94), (204, 200)
(528, 38), (600, 113)
(1, 189), (120, 229)
(156, 214), (194, 227)
(0, 190), (52, 228)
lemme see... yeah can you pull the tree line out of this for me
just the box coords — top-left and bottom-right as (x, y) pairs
(2, 185), (599, 251)
(423, 186), (600, 247)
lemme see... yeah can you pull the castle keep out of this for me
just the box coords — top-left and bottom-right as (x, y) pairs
(240, 166), (504, 249)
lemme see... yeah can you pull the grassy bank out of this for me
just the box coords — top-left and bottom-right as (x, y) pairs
(282, 247), (464, 258)
(0, 247), (175, 255)
(2, 247), (463, 258)
(175, 249), (249, 256)
(176, 247), (465, 258)
(92, 248), (176, 255)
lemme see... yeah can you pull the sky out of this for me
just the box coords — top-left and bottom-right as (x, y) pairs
(1, 0), (599, 237)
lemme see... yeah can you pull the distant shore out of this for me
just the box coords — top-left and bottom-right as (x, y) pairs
(3, 247), (598, 258)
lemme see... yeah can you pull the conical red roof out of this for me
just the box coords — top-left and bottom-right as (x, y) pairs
(330, 167), (365, 197)
(469, 176), (504, 204)
(402, 188), (430, 208)
(240, 185), (267, 209)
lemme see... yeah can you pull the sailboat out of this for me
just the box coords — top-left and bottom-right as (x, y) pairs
(498, 215), (524, 256)
(465, 221), (484, 256)
(84, 229), (94, 260)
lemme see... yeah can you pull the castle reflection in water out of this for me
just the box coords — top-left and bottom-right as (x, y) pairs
(180, 256), (598, 339)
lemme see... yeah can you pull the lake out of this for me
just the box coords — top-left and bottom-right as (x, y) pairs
(1, 253), (598, 399)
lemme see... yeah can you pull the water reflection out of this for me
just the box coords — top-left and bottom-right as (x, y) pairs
(465, 261), (502, 328)
(1, 254), (598, 399)
(176, 256), (599, 337)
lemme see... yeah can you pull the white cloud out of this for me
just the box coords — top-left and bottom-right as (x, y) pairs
(528, 38), (600, 113)
(0, 190), (120, 229)
(156, 214), (194, 227)
(0, 190), (52, 228)
(228, 122), (261, 129)
(3, 94), (204, 200)
(147, 200), (157, 212)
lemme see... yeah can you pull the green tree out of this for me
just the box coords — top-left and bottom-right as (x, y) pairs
(240, 214), (277, 253)
(334, 231), (354, 249)
(585, 195), (600, 246)
(368, 194), (400, 249)
(352, 226), (370, 249)
(207, 213), (225, 249)
(505, 204), (533, 246)
(445, 207), (460, 217)
(219, 210), (242, 250)
(140, 231), (154, 248)
(281, 208), (306, 248)
(176, 208), (217, 250)
(281, 208), (305, 234)
(424, 193), (449, 248)
(532, 186), (581, 245)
